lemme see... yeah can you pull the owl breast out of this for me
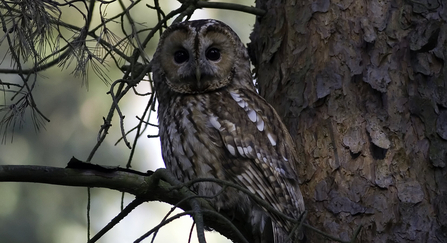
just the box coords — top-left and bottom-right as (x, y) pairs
(158, 92), (247, 209)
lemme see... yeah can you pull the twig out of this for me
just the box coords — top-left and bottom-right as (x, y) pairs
(88, 198), (145, 243)
(350, 225), (363, 243)
(196, 1), (266, 16)
(108, 79), (132, 149)
(134, 211), (194, 243)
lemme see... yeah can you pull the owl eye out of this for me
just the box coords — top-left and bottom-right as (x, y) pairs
(174, 49), (189, 64)
(206, 48), (221, 61)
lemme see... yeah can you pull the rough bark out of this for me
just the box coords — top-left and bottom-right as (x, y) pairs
(249, 0), (447, 242)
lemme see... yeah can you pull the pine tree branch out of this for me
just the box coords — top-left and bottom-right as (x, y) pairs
(195, 1), (266, 16)
(0, 159), (252, 243)
(0, 159), (360, 243)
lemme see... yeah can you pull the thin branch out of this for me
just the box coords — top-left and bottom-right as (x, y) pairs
(0, 163), (360, 243)
(108, 79), (132, 149)
(350, 225), (363, 243)
(134, 211), (194, 243)
(188, 222), (195, 243)
(88, 198), (145, 243)
(87, 187), (92, 241)
(125, 89), (155, 167)
(86, 78), (129, 161)
(196, 1), (266, 16)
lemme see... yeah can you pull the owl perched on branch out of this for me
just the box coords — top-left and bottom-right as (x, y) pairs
(152, 19), (305, 243)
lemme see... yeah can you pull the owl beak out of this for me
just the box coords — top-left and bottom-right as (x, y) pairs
(195, 66), (201, 82)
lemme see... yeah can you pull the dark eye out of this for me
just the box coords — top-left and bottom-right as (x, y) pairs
(174, 50), (189, 64)
(206, 48), (221, 61)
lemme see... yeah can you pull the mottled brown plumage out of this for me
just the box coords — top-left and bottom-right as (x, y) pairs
(152, 19), (304, 243)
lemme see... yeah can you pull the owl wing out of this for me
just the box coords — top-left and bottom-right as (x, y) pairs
(207, 88), (304, 218)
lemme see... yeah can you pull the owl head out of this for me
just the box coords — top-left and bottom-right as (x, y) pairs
(152, 19), (252, 94)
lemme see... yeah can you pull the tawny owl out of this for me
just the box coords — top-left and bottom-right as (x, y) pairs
(152, 19), (305, 243)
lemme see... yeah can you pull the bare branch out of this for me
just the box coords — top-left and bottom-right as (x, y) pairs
(88, 198), (145, 243)
(196, 2), (266, 16)
(0, 159), (361, 243)
(0, 163), (251, 243)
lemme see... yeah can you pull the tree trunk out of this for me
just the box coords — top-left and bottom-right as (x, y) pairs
(249, 0), (447, 242)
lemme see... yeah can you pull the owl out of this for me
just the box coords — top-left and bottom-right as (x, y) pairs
(151, 19), (305, 243)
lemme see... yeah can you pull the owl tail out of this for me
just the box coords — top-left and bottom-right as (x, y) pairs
(249, 205), (305, 242)
(272, 221), (305, 243)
